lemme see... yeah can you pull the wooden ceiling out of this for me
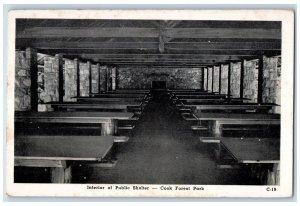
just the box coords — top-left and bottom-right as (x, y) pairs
(16, 19), (281, 68)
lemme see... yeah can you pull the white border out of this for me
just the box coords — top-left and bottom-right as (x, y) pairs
(6, 9), (294, 197)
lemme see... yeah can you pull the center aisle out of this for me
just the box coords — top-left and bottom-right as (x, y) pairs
(80, 92), (245, 185)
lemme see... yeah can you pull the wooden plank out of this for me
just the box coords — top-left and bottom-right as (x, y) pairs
(80, 54), (246, 61)
(53, 104), (128, 110)
(14, 159), (66, 168)
(38, 48), (281, 56)
(194, 112), (280, 121)
(15, 111), (134, 124)
(199, 137), (220, 143)
(176, 94), (227, 98)
(90, 94), (146, 98)
(15, 19), (281, 30)
(183, 98), (245, 103)
(46, 101), (142, 106)
(187, 104), (276, 111)
(221, 138), (280, 163)
(15, 135), (114, 161)
(75, 97), (144, 102)
(17, 27), (281, 39)
(165, 28), (281, 39)
(19, 41), (281, 50)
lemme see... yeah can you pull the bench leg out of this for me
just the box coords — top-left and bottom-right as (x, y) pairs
(101, 120), (117, 136)
(50, 163), (72, 183)
(266, 163), (280, 185)
(209, 121), (223, 137)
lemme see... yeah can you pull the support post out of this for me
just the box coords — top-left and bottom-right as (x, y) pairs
(257, 56), (264, 103)
(201, 67), (205, 91)
(26, 48), (38, 111)
(219, 64), (222, 94)
(101, 120), (117, 136)
(206, 67), (209, 91)
(87, 61), (92, 95)
(228, 63), (231, 98)
(56, 54), (64, 102)
(74, 58), (80, 97)
(240, 60), (245, 99)
(211, 66), (214, 93)
(97, 63), (101, 94)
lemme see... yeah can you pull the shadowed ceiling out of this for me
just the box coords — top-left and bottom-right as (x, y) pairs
(16, 19), (281, 68)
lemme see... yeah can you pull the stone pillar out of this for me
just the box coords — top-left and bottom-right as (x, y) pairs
(203, 68), (208, 91)
(213, 65), (220, 93)
(262, 56), (281, 113)
(87, 61), (92, 95)
(230, 62), (241, 98)
(220, 64), (229, 95)
(43, 55), (59, 102)
(15, 48), (37, 111)
(112, 67), (117, 91)
(207, 67), (213, 92)
(91, 63), (99, 93)
(79, 62), (90, 96)
(243, 59), (259, 103)
(64, 59), (77, 101)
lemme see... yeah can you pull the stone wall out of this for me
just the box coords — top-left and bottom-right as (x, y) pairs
(203, 68), (208, 91)
(63, 59), (77, 101)
(117, 67), (202, 89)
(213, 66), (220, 93)
(207, 67), (213, 92)
(91, 64), (99, 93)
(243, 59), (259, 103)
(220, 64), (229, 95)
(262, 56), (281, 113)
(41, 56), (59, 102)
(79, 62), (90, 96)
(230, 62), (241, 98)
(15, 50), (34, 111)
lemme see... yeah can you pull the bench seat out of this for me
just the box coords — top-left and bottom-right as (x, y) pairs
(199, 137), (221, 143)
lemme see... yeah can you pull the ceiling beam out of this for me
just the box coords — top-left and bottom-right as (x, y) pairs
(17, 27), (281, 39)
(17, 37), (281, 44)
(98, 59), (226, 63)
(78, 54), (252, 60)
(18, 41), (280, 50)
(36, 48), (281, 56)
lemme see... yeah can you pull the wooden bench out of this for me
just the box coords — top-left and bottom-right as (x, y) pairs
(193, 112), (280, 136)
(185, 103), (278, 113)
(74, 97), (145, 103)
(15, 111), (134, 136)
(14, 135), (115, 183)
(181, 113), (198, 121)
(219, 137), (280, 185)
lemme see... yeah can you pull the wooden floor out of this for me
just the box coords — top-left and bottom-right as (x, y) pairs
(70, 93), (257, 185)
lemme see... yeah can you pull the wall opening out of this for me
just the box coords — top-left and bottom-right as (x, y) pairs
(152, 81), (167, 90)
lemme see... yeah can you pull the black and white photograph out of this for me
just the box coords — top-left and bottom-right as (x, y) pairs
(6, 9), (294, 197)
